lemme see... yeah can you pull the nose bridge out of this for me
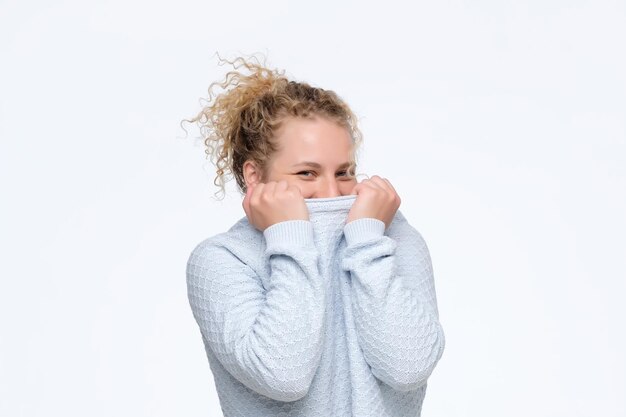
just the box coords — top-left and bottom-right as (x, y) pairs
(320, 173), (341, 198)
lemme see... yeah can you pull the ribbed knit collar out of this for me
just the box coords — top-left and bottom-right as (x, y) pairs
(303, 194), (357, 252)
(303, 194), (357, 213)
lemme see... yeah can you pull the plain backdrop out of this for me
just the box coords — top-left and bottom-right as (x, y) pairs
(1, 1), (625, 416)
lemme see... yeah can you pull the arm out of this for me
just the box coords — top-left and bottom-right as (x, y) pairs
(340, 212), (445, 391)
(186, 220), (326, 402)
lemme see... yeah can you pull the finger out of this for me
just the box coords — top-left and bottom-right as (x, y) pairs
(276, 179), (289, 194)
(350, 181), (361, 195)
(375, 176), (397, 196)
(356, 173), (370, 183)
(243, 183), (253, 201)
(250, 182), (264, 205)
(381, 177), (398, 195)
(266, 181), (277, 198)
(363, 175), (385, 191)
(242, 184), (254, 217)
(289, 183), (304, 198)
(242, 192), (247, 213)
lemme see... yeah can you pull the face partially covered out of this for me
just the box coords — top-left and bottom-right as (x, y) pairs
(248, 115), (358, 199)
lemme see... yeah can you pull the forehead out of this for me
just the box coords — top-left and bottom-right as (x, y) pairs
(273, 116), (353, 158)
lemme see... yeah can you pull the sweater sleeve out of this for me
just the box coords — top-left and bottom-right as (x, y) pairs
(340, 213), (445, 392)
(186, 220), (326, 402)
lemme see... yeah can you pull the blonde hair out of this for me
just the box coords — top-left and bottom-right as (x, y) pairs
(181, 53), (364, 200)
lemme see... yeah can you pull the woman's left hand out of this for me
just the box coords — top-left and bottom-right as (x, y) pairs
(347, 175), (401, 230)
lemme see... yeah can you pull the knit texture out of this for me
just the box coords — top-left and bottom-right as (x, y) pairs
(186, 194), (445, 416)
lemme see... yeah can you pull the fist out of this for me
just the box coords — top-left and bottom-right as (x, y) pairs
(347, 175), (401, 229)
(242, 180), (310, 232)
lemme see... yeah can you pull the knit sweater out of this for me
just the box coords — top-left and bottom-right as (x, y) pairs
(186, 194), (445, 417)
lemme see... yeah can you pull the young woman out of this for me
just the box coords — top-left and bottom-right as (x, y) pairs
(184, 55), (445, 417)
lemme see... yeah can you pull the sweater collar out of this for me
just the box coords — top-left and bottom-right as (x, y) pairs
(304, 194), (357, 250)
(304, 194), (357, 213)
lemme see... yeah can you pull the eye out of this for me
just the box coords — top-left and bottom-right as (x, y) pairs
(339, 170), (356, 179)
(296, 170), (354, 179)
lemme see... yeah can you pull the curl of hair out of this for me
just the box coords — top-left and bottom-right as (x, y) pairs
(180, 53), (363, 200)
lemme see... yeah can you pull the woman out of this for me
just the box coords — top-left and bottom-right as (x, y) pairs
(184, 55), (445, 417)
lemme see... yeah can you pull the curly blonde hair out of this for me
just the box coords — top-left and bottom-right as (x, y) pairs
(181, 53), (364, 200)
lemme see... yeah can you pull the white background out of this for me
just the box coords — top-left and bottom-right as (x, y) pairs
(1, 1), (625, 416)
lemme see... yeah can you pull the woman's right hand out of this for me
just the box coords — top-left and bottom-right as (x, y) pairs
(242, 180), (310, 232)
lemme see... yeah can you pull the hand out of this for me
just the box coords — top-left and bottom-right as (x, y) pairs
(242, 180), (310, 232)
(347, 175), (401, 230)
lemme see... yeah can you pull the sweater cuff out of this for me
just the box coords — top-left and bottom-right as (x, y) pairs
(343, 218), (385, 246)
(263, 220), (315, 247)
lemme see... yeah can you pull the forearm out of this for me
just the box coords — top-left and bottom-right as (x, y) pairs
(341, 217), (446, 391)
(187, 219), (327, 402)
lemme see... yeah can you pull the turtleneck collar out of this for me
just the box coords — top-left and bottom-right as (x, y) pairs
(229, 194), (360, 249)
(303, 194), (357, 253)
(303, 194), (357, 213)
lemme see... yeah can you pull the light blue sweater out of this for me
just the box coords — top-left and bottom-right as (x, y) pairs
(186, 194), (445, 416)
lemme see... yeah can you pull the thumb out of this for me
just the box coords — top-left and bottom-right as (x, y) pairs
(242, 184), (253, 214)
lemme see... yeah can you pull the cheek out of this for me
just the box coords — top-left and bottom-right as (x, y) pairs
(341, 180), (357, 189)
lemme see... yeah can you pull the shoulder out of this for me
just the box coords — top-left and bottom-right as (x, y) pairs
(387, 208), (431, 254)
(186, 215), (264, 272)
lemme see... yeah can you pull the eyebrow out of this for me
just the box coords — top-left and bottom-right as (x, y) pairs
(292, 161), (351, 169)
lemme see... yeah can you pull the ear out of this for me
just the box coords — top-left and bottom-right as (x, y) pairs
(243, 160), (262, 189)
